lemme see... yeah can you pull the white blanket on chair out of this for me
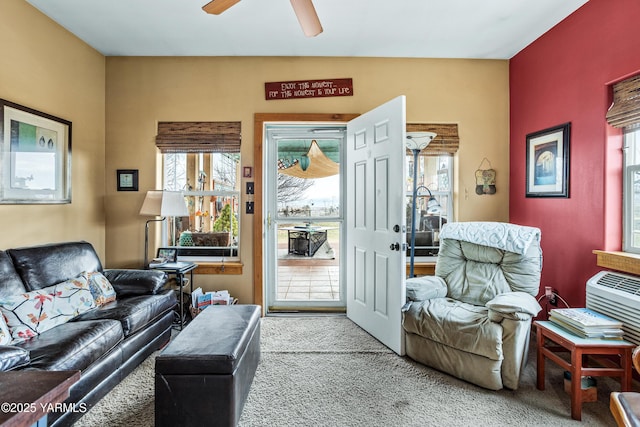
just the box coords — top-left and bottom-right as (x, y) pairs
(439, 221), (541, 255)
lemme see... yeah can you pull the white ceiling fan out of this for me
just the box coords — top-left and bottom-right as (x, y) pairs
(202, 0), (323, 37)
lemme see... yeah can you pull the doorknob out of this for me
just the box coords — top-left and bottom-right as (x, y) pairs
(390, 242), (400, 251)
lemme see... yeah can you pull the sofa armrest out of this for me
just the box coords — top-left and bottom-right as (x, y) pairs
(0, 346), (30, 371)
(103, 269), (168, 297)
(486, 291), (542, 322)
(406, 276), (448, 301)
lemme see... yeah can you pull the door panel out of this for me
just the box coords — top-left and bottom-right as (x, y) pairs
(346, 96), (406, 355)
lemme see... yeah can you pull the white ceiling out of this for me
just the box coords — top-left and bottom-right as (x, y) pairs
(25, 0), (588, 59)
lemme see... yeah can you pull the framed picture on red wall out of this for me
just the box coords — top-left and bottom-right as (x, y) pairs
(525, 122), (570, 198)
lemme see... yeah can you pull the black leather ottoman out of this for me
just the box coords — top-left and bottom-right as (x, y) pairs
(155, 304), (261, 427)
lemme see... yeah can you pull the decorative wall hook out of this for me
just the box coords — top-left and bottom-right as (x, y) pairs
(475, 158), (496, 195)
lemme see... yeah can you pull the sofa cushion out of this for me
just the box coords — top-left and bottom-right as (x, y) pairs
(18, 319), (123, 371)
(0, 274), (96, 343)
(8, 241), (103, 291)
(73, 290), (176, 337)
(0, 251), (28, 299)
(0, 345), (30, 371)
(103, 269), (168, 296)
(403, 298), (503, 361)
(0, 314), (10, 345)
(87, 271), (117, 306)
(436, 238), (542, 306)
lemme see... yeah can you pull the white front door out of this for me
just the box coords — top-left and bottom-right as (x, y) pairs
(345, 96), (407, 355)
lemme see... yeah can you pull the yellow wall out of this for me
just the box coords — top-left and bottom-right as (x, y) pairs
(0, 1), (106, 255)
(106, 56), (509, 302)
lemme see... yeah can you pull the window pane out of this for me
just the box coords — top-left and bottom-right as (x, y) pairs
(632, 169), (640, 248)
(406, 154), (452, 257)
(276, 138), (341, 219)
(163, 152), (240, 259)
(624, 128), (640, 253)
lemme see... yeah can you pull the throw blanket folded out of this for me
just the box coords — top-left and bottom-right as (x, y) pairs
(439, 221), (541, 255)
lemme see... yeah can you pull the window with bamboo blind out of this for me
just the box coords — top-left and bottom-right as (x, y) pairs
(405, 123), (459, 257)
(608, 75), (640, 258)
(156, 121), (242, 261)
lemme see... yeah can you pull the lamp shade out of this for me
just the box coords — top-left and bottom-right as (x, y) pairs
(139, 190), (189, 217)
(406, 132), (437, 151)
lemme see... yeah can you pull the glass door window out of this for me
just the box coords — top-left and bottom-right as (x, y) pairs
(266, 126), (345, 312)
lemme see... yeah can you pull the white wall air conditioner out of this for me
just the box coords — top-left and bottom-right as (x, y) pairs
(586, 270), (640, 345)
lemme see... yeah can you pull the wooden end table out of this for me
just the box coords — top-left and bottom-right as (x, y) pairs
(534, 320), (635, 421)
(0, 370), (80, 427)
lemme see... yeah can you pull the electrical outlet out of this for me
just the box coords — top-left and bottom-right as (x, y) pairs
(545, 286), (557, 306)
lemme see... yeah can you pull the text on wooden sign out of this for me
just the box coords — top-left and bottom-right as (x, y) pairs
(265, 78), (353, 100)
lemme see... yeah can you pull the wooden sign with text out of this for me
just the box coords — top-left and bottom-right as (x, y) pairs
(265, 78), (353, 100)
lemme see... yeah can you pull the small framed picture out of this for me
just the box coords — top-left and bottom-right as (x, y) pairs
(243, 166), (253, 178)
(117, 169), (138, 191)
(525, 123), (570, 198)
(157, 247), (177, 262)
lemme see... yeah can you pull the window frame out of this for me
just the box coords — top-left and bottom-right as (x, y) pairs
(405, 152), (454, 258)
(162, 151), (241, 262)
(623, 127), (640, 254)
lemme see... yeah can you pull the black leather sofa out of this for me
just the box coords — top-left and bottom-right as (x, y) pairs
(0, 241), (177, 426)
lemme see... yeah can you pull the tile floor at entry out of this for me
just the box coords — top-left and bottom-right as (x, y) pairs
(277, 264), (340, 300)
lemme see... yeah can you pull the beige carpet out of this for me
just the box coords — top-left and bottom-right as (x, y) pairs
(74, 316), (619, 427)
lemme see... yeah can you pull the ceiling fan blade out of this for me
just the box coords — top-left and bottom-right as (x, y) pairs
(290, 0), (323, 37)
(202, 0), (241, 15)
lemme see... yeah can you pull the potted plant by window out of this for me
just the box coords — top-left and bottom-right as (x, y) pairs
(211, 204), (238, 246)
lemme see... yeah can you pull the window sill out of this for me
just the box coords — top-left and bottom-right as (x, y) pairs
(193, 262), (243, 275)
(406, 261), (436, 276)
(593, 250), (640, 276)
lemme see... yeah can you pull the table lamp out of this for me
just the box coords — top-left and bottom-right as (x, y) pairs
(139, 190), (189, 268)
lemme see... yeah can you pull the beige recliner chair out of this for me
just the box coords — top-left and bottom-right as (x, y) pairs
(402, 221), (543, 390)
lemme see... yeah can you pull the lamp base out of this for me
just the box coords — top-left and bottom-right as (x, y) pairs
(144, 217), (166, 268)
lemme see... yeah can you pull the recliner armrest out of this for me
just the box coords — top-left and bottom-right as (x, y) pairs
(406, 276), (448, 301)
(486, 291), (542, 322)
(103, 269), (168, 296)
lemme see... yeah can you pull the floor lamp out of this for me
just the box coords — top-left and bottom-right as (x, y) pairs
(139, 190), (189, 268)
(406, 132), (438, 278)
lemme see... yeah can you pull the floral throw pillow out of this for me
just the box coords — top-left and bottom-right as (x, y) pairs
(0, 273), (96, 343)
(0, 314), (11, 345)
(86, 271), (117, 306)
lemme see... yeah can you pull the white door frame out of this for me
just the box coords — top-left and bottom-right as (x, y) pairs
(263, 124), (347, 313)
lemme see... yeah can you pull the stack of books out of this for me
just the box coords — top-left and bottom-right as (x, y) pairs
(549, 308), (624, 339)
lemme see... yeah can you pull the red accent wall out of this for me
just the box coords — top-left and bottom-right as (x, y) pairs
(510, 0), (640, 306)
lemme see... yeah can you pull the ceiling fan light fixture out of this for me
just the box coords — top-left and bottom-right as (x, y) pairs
(202, 0), (241, 15)
(290, 0), (323, 37)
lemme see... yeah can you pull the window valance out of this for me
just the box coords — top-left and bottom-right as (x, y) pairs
(606, 74), (640, 129)
(155, 121), (241, 153)
(406, 123), (459, 154)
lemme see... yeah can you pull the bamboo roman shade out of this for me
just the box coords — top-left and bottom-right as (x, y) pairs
(406, 123), (459, 155)
(155, 121), (241, 153)
(606, 75), (640, 128)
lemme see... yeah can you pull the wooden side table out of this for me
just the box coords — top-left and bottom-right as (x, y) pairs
(534, 320), (635, 421)
(152, 261), (197, 330)
(0, 370), (80, 427)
